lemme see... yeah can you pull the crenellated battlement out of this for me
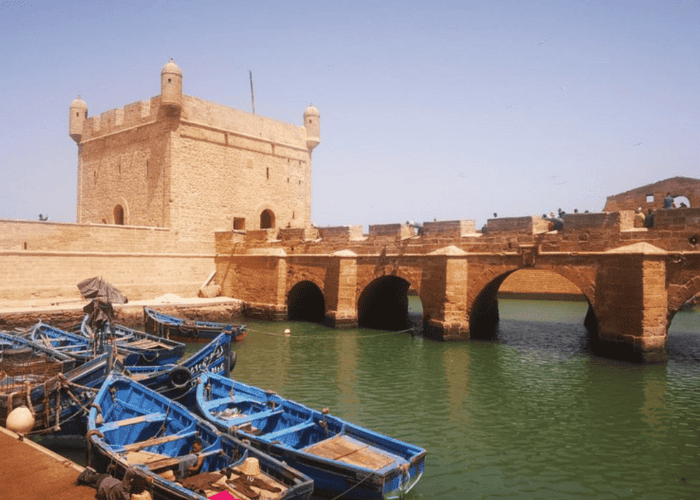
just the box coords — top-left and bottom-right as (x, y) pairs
(215, 208), (700, 255)
(82, 97), (160, 141)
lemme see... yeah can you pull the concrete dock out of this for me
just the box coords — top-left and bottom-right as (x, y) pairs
(0, 426), (95, 500)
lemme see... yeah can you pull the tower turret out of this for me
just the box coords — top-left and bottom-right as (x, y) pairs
(160, 58), (183, 110)
(304, 105), (320, 150)
(69, 96), (88, 144)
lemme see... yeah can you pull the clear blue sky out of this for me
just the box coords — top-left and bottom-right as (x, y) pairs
(1, 0), (698, 229)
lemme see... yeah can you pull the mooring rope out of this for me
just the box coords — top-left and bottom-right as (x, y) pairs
(245, 327), (418, 339)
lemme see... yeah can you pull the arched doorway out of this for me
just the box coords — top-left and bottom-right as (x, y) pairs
(357, 276), (412, 330)
(260, 209), (275, 229)
(288, 281), (325, 323)
(114, 205), (125, 225)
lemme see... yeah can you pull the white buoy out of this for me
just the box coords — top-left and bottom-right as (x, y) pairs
(6, 406), (35, 433)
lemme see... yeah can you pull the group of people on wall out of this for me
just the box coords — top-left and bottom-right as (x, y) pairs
(634, 192), (690, 228)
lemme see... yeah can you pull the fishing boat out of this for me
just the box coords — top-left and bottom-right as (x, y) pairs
(29, 322), (94, 363)
(1, 345), (114, 434)
(86, 373), (314, 500)
(118, 331), (235, 407)
(79, 316), (187, 366)
(195, 372), (427, 499)
(31, 321), (185, 367)
(144, 307), (247, 342)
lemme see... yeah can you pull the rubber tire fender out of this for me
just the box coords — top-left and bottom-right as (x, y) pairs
(168, 366), (193, 389)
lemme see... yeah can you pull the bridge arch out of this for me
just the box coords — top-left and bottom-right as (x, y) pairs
(287, 280), (325, 323)
(469, 268), (597, 338)
(358, 275), (413, 330)
(668, 274), (700, 319)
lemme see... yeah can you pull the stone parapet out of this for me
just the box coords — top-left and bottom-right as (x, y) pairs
(485, 216), (538, 234)
(422, 220), (476, 238)
(367, 223), (417, 240)
(317, 225), (365, 242)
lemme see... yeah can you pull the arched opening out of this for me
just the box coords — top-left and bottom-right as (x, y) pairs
(470, 269), (597, 350)
(288, 281), (325, 323)
(674, 195), (691, 208)
(358, 276), (411, 330)
(260, 209), (275, 229)
(667, 287), (700, 362)
(113, 205), (124, 225)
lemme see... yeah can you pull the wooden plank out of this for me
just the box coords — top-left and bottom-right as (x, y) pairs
(304, 435), (396, 471)
(120, 432), (193, 452)
(111, 412), (165, 428)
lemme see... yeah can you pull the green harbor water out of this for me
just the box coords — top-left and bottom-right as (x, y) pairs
(225, 298), (700, 499)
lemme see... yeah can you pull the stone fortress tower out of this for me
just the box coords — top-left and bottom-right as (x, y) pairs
(69, 60), (320, 248)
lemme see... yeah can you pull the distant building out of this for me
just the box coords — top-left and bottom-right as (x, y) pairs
(69, 60), (320, 244)
(603, 177), (699, 212)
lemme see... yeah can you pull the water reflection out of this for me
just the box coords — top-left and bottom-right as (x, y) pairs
(192, 299), (700, 499)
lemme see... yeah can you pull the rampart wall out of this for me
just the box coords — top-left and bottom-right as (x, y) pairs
(0, 220), (215, 302)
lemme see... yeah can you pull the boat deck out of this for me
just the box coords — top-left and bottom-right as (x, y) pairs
(304, 434), (396, 470)
(0, 426), (95, 500)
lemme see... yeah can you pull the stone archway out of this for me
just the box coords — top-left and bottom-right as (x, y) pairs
(357, 275), (412, 330)
(260, 209), (275, 229)
(288, 280), (325, 323)
(469, 268), (595, 339)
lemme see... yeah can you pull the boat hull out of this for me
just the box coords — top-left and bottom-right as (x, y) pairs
(87, 374), (314, 500)
(144, 307), (247, 342)
(196, 372), (427, 499)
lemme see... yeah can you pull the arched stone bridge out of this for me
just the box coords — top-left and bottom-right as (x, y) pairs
(216, 209), (700, 363)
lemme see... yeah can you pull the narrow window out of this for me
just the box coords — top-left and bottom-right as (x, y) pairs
(266, 167), (269, 180)
(114, 205), (124, 225)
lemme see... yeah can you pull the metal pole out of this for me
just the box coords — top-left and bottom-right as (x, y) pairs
(249, 70), (255, 114)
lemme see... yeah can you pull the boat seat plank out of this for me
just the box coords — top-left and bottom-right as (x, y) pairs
(203, 395), (256, 410)
(222, 408), (283, 427)
(100, 412), (166, 431)
(118, 431), (197, 452)
(304, 435), (396, 471)
(263, 420), (315, 440)
(144, 449), (223, 471)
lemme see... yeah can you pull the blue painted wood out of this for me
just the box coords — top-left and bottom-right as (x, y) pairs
(116, 332), (234, 407)
(77, 315), (186, 366)
(196, 372), (427, 499)
(143, 307), (247, 342)
(87, 374), (314, 500)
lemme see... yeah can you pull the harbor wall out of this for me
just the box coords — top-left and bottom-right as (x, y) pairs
(0, 219), (215, 303)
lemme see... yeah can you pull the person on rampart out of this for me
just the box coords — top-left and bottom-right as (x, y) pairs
(663, 192), (675, 209)
(634, 207), (646, 228)
(644, 208), (655, 228)
(548, 212), (564, 231)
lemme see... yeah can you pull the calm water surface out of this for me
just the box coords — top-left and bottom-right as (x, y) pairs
(226, 298), (700, 500)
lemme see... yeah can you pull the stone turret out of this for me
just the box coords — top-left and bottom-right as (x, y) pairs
(304, 105), (320, 150)
(69, 96), (88, 143)
(160, 58), (183, 110)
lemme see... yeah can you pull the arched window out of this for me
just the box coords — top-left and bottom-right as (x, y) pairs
(114, 205), (125, 225)
(260, 209), (275, 229)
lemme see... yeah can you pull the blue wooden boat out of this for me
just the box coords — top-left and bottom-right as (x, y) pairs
(144, 307), (247, 342)
(196, 372), (427, 499)
(79, 315), (187, 366)
(118, 332), (235, 407)
(1, 342), (113, 434)
(86, 374), (314, 500)
(29, 322), (95, 363)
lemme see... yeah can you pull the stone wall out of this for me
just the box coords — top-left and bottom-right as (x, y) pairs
(0, 220), (214, 303)
(603, 176), (700, 212)
(76, 91), (314, 241)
